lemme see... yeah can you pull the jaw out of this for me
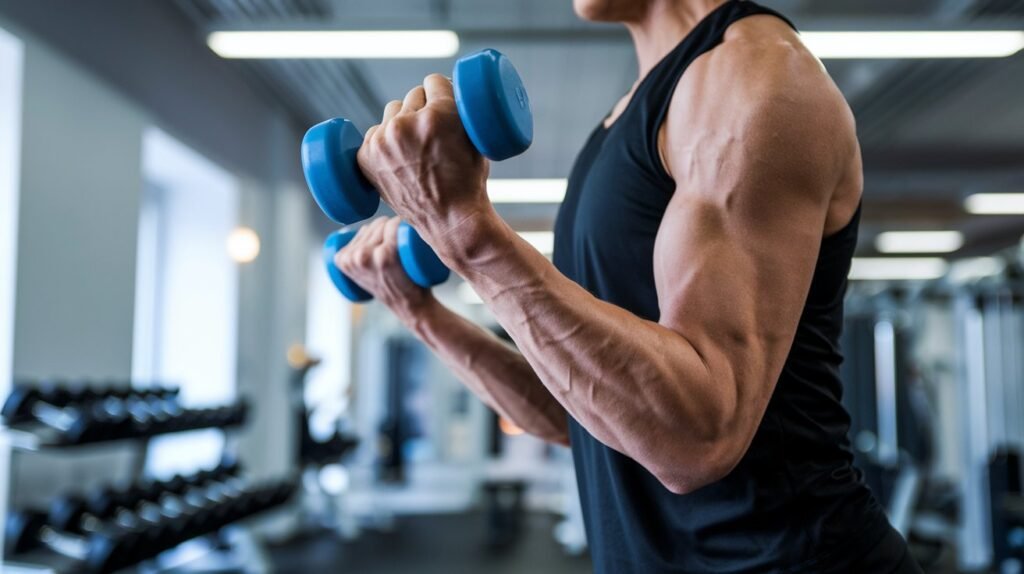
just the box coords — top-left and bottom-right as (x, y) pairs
(573, 0), (651, 23)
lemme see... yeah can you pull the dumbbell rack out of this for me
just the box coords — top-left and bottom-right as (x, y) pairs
(0, 381), (289, 573)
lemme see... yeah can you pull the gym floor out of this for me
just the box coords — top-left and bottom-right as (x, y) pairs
(268, 512), (592, 574)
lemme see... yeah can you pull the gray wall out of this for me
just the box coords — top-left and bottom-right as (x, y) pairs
(3, 12), (147, 506)
(0, 0), (314, 502)
(11, 22), (145, 380)
(0, 0), (304, 186)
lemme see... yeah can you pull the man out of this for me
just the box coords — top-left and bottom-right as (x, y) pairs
(334, 0), (920, 571)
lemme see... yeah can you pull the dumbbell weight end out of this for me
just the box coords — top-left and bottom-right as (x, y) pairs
(323, 230), (373, 302)
(397, 221), (450, 288)
(452, 48), (534, 161)
(302, 118), (380, 225)
(323, 222), (449, 302)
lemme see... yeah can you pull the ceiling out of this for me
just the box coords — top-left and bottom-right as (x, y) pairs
(173, 0), (1024, 255)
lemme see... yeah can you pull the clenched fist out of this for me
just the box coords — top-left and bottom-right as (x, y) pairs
(334, 217), (432, 313)
(355, 75), (491, 252)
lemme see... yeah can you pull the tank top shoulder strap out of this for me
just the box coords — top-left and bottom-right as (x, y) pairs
(629, 1), (797, 181)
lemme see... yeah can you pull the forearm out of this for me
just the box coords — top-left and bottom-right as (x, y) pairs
(391, 294), (569, 445)
(431, 211), (737, 490)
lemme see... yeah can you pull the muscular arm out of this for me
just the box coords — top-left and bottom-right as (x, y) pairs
(426, 39), (854, 493)
(395, 295), (570, 445)
(334, 213), (568, 445)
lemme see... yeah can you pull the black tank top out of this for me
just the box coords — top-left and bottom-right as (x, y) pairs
(552, 2), (894, 572)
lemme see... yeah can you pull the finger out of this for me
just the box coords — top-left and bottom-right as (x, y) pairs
(349, 219), (381, 250)
(363, 124), (379, 144)
(362, 217), (389, 247)
(383, 217), (402, 248)
(423, 74), (454, 104)
(381, 99), (403, 124)
(400, 86), (427, 114)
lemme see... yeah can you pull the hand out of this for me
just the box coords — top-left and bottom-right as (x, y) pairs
(356, 75), (492, 250)
(334, 217), (433, 314)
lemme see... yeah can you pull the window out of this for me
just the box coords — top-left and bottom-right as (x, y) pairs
(303, 248), (354, 438)
(132, 128), (240, 478)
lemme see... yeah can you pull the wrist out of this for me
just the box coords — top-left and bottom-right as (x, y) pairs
(389, 290), (442, 333)
(427, 205), (507, 274)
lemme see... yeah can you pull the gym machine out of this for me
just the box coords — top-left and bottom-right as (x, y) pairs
(843, 252), (1024, 572)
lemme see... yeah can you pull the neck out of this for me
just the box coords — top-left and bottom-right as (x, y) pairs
(625, 0), (729, 79)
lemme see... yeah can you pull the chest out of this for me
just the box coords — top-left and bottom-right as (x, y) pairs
(557, 125), (675, 249)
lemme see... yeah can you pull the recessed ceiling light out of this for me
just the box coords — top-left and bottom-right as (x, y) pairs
(964, 193), (1024, 214)
(875, 231), (964, 254)
(848, 258), (949, 281)
(802, 31), (1024, 59)
(488, 179), (567, 204)
(207, 30), (459, 59)
(518, 231), (554, 255)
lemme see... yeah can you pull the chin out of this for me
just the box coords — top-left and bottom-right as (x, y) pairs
(573, 0), (644, 22)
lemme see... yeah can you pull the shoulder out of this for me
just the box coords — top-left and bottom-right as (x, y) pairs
(663, 16), (856, 194)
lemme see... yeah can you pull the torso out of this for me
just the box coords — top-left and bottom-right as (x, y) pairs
(553, 2), (890, 572)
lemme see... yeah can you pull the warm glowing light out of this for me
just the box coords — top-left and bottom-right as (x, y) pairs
(802, 31), (1024, 59)
(875, 231), (964, 254)
(207, 30), (459, 59)
(499, 417), (525, 436)
(227, 226), (260, 263)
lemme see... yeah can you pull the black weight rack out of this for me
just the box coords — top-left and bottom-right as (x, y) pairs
(0, 380), (292, 573)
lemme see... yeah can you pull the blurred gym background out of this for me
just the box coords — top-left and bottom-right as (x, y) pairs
(0, 0), (1022, 572)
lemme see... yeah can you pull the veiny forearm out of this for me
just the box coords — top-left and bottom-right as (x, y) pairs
(433, 212), (737, 492)
(393, 294), (569, 445)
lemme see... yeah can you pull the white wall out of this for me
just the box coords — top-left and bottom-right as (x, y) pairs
(0, 22), (22, 410)
(0, 21), (22, 562)
(236, 180), (311, 484)
(135, 127), (241, 478)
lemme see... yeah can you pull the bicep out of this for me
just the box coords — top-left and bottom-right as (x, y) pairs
(653, 100), (836, 431)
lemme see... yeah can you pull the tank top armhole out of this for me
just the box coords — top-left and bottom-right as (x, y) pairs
(645, 2), (800, 186)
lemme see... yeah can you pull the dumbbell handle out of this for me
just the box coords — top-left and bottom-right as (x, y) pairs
(324, 221), (450, 302)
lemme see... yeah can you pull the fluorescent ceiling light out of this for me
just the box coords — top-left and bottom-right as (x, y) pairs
(849, 258), (949, 281)
(875, 231), (963, 254)
(207, 30), (459, 59)
(519, 231), (554, 255)
(964, 193), (1024, 214)
(802, 31), (1024, 59)
(488, 179), (567, 204)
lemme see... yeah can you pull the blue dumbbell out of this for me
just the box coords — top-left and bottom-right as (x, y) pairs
(323, 222), (451, 302)
(302, 49), (533, 300)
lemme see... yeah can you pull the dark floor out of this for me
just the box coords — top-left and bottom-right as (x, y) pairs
(268, 512), (593, 574)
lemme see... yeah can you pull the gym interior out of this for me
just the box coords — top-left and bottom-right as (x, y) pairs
(0, 1), (1022, 572)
